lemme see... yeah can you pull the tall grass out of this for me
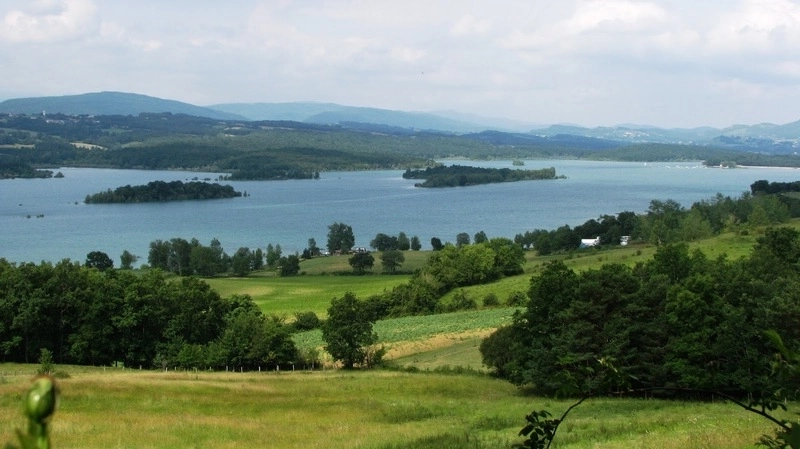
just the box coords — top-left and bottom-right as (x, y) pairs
(0, 367), (776, 449)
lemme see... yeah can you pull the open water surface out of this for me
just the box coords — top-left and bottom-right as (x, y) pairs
(2, 160), (800, 265)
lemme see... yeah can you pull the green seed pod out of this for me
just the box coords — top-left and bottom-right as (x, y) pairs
(24, 375), (58, 423)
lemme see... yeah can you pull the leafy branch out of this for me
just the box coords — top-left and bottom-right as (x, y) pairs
(516, 345), (800, 449)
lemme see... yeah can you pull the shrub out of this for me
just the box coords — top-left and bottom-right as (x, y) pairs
(482, 292), (500, 307)
(446, 290), (477, 312)
(506, 290), (527, 306)
(37, 348), (54, 375)
(292, 311), (321, 331)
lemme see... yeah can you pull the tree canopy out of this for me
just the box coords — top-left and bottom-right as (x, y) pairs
(480, 234), (800, 398)
(322, 292), (378, 369)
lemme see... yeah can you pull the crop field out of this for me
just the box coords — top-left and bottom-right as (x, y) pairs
(292, 307), (517, 369)
(0, 366), (781, 449)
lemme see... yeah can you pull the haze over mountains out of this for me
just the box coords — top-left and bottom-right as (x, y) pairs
(1, 91), (799, 152)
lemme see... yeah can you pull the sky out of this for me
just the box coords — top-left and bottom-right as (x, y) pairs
(1, 0), (800, 129)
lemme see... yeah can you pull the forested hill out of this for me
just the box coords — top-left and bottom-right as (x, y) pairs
(3, 112), (800, 177)
(0, 92), (245, 121)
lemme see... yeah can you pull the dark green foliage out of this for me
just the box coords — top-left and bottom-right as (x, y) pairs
(327, 222), (355, 254)
(84, 180), (241, 203)
(349, 252), (375, 274)
(403, 165), (562, 187)
(515, 410), (559, 449)
(291, 311), (321, 331)
(506, 290), (528, 307)
(322, 292), (378, 369)
(753, 179), (800, 195)
(231, 247), (253, 277)
(397, 232), (410, 251)
(84, 251), (113, 271)
(266, 243), (282, 268)
(371, 233), (398, 251)
(207, 297), (298, 370)
(307, 238), (320, 257)
(0, 260), (297, 370)
(410, 235), (422, 251)
(380, 250), (405, 274)
(279, 254), (301, 277)
(445, 291), (477, 312)
(0, 154), (52, 179)
(119, 250), (137, 270)
(430, 237), (444, 251)
(482, 292), (500, 307)
(482, 237), (800, 399)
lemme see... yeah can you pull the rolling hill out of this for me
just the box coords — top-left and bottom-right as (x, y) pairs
(0, 91), (246, 121)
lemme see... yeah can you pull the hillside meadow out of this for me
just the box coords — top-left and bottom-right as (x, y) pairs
(3, 226), (796, 448)
(0, 366), (780, 449)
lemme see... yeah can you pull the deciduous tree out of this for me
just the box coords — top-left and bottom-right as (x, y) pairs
(327, 222), (355, 254)
(349, 252), (375, 274)
(322, 292), (378, 369)
(85, 251), (113, 271)
(380, 250), (405, 274)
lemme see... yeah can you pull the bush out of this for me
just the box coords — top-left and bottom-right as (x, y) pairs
(446, 290), (477, 312)
(506, 290), (527, 306)
(482, 292), (500, 307)
(37, 348), (54, 375)
(292, 311), (321, 331)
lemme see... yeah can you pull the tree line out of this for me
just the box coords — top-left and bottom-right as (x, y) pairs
(481, 229), (800, 396)
(147, 238), (273, 277)
(0, 259), (308, 369)
(515, 184), (797, 255)
(84, 180), (241, 203)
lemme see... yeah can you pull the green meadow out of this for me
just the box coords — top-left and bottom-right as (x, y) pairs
(0, 367), (778, 449)
(3, 227), (796, 448)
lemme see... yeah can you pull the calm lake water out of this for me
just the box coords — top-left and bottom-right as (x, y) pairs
(2, 160), (800, 266)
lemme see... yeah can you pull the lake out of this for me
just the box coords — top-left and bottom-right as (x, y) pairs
(2, 160), (800, 266)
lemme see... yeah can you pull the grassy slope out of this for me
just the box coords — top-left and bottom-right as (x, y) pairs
(204, 251), (429, 317)
(205, 222), (799, 372)
(0, 367), (777, 449)
(2, 227), (792, 448)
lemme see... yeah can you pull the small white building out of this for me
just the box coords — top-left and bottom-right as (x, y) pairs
(580, 236), (601, 247)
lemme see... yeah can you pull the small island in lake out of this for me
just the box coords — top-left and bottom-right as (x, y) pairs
(0, 157), (54, 179)
(84, 180), (242, 203)
(402, 164), (564, 188)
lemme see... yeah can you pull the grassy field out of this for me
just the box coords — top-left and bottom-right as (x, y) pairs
(204, 251), (430, 317)
(0, 366), (780, 449)
(205, 226), (781, 369)
(3, 228), (791, 448)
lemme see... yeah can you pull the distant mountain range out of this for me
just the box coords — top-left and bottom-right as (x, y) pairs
(0, 92), (246, 121)
(1, 91), (799, 152)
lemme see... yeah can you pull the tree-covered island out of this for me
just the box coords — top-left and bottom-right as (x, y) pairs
(402, 164), (563, 187)
(0, 155), (54, 179)
(84, 180), (242, 203)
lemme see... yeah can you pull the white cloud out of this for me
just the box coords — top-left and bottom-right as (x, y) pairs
(707, 0), (800, 54)
(567, 0), (667, 33)
(450, 15), (492, 37)
(0, 0), (97, 43)
(3, 0), (800, 127)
